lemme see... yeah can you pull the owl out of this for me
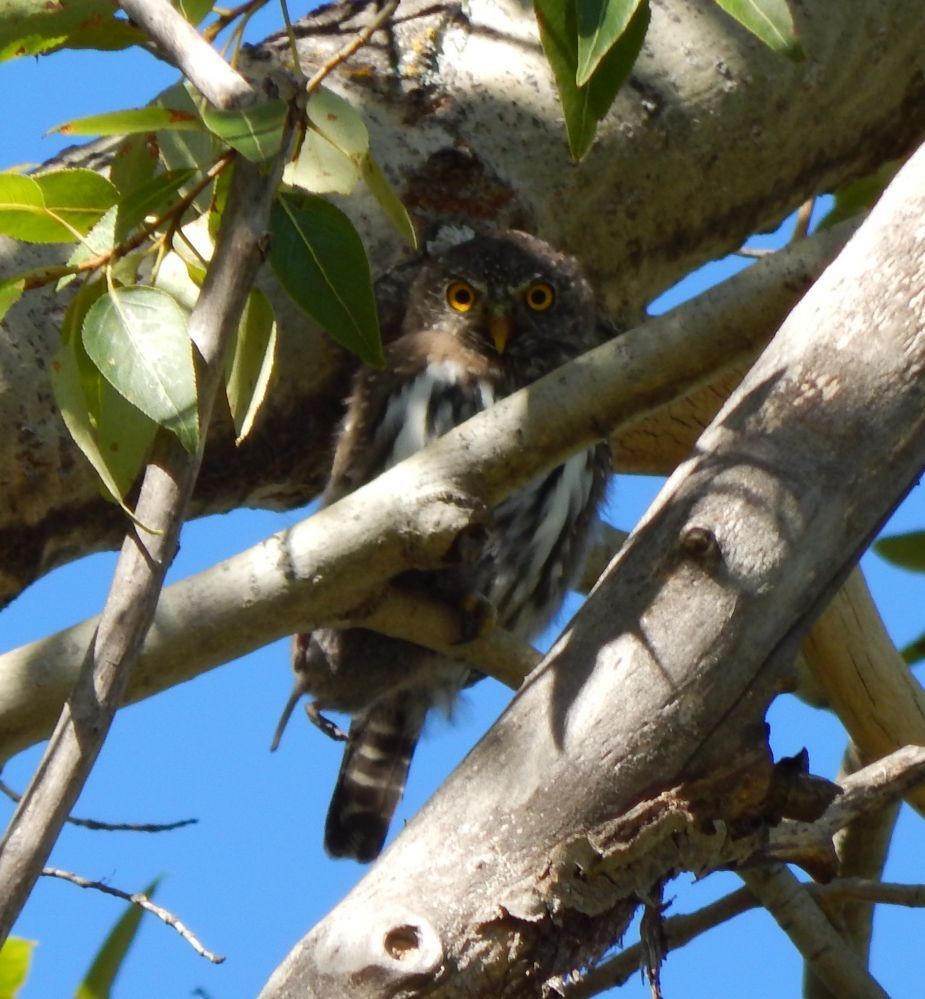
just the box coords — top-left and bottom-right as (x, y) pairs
(277, 230), (611, 862)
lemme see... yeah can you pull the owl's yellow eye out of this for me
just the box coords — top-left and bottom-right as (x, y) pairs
(524, 281), (555, 311)
(446, 280), (477, 313)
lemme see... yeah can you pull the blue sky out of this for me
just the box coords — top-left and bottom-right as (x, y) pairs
(1, 10), (923, 999)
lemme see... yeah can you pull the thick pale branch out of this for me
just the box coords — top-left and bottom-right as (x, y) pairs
(119, 0), (254, 108)
(0, 222), (854, 760)
(738, 864), (888, 999)
(259, 141), (925, 998)
(801, 568), (925, 812)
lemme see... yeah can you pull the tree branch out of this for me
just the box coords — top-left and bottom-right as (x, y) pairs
(570, 874), (925, 998)
(804, 744), (900, 999)
(800, 567), (925, 813)
(0, 777), (196, 834)
(739, 864), (888, 999)
(0, 220), (856, 761)
(119, 0), (254, 109)
(0, 143), (290, 941)
(42, 867), (223, 963)
(258, 139), (925, 998)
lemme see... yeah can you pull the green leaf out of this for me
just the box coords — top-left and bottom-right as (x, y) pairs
(269, 192), (383, 367)
(712, 0), (803, 60)
(0, 169), (116, 243)
(113, 168), (197, 243)
(109, 134), (159, 198)
(286, 88), (371, 194)
(34, 169), (119, 236)
(200, 99), (288, 162)
(0, 937), (34, 998)
(53, 281), (157, 506)
(818, 161), (901, 231)
(82, 287), (200, 453)
(75, 877), (163, 999)
(207, 160), (232, 242)
(155, 83), (220, 193)
(535, 0), (649, 160)
(306, 87), (370, 159)
(225, 288), (277, 444)
(176, 0), (213, 25)
(0, 276), (24, 323)
(360, 154), (417, 248)
(285, 129), (362, 195)
(0, 172), (73, 242)
(901, 631), (925, 666)
(0, 0), (142, 61)
(60, 206), (117, 286)
(51, 106), (203, 138)
(874, 531), (925, 572)
(576, 0), (644, 86)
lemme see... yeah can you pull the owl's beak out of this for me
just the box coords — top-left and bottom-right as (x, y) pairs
(488, 314), (511, 354)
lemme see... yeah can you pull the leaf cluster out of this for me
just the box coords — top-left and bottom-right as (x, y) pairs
(1, 58), (414, 517)
(534, 0), (802, 160)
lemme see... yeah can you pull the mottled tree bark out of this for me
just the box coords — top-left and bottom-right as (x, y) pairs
(1, 0), (923, 603)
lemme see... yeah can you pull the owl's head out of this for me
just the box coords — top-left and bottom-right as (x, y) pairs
(402, 230), (598, 379)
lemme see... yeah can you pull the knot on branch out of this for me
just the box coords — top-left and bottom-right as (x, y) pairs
(316, 906), (444, 992)
(679, 523), (721, 565)
(398, 487), (491, 567)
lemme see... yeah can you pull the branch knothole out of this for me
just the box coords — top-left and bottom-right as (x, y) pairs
(680, 525), (720, 562)
(383, 923), (422, 960)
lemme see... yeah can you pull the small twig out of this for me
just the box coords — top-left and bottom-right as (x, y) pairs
(0, 778), (196, 833)
(203, 0), (270, 44)
(739, 864), (888, 999)
(565, 878), (925, 998)
(22, 154), (233, 292)
(791, 197), (816, 242)
(119, 0), (254, 109)
(770, 745), (925, 858)
(42, 867), (223, 963)
(305, 0), (399, 94)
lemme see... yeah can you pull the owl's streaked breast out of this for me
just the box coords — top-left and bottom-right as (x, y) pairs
(376, 360), (498, 468)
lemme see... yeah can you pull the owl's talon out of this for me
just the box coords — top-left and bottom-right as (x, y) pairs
(454, 592), (497, 645)
(307, 702), (349, 742)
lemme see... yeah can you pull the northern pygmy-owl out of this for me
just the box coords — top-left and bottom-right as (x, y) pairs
(278, 230), (610, 862)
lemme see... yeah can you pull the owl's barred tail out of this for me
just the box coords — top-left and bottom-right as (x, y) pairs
(324, 695), (426, 862)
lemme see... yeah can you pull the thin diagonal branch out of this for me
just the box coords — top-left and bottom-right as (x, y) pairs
(738, 864), (888, 999)
(43, 867), (223, 963)
(567, 878), (925, 998)
(0, 143), (289, 944)
(0, 777), (197, 834)
(119, 0), (254, 108)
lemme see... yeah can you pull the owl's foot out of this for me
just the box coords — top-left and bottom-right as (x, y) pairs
(454, 592), (497, 644)
(306, 702), (349, 742)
